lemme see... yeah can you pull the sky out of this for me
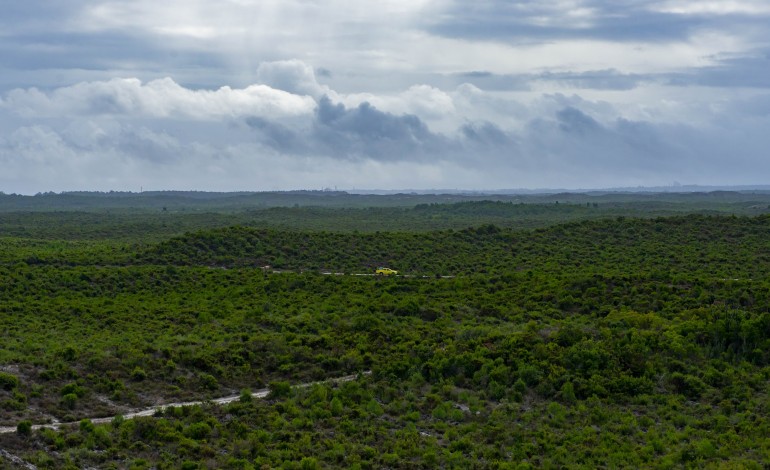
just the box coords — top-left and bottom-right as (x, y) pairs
(1, 1), (770, 194)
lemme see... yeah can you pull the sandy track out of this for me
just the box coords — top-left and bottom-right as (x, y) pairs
(0, 371), (370, 435)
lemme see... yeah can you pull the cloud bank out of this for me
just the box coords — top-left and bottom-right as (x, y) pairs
(2, 59), (769, 193)
(1, 1), (770, 192)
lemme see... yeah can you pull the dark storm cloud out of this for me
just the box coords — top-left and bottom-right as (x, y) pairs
(243, 96), (455, 162)
(0, 4), (114, 73)
(666, 48), (770, 88)
(112, 127), (183, 164)
(452, 53), (770, 91)
(309, 97), (450, 161)
(460, 121), (512, 146)
(0, 2), (84, 29)
(245, 117), (309, 154)
(315, 97), (430, 140)
(539, 70), (645, 91)
(424, 0), (768, 43)
(0, 3), (232, 92)
(453, 72), (532, 91)
(452, 69), (645, 91)
(451, 56), (770, 92)
(242, 97), (515, 163)
(455, 104), (730, 184)
(238, 95), (702, 179)
(556, 107), (602, 134)
(0, 31), (227, 83)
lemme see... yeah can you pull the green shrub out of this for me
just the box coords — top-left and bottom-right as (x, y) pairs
(560, 381), (577, 403)
(239, 388), (253, 403)
(366, 398), (383, 416)
(185, 422), (212, 440)
(330, 397), (343, 416)
(518, 365), (541, 386)
(60, 382), (86, 397)
(131, 367), (147, 381)
(79, 419), (95, 434)
(669, 372), (706, 399)
(2, 390), (26, 411)
(0, 372), (20, 390)
(199, 373), (219, 391)
(61, 393), (78, 409)
(299, 457), (321, 470)
(16, 420), (32, 437)
(268, 381), (291, 399)
(93, 426), (112, 448)
(513, 378), (527, 394)
(112, 414), (125, 429)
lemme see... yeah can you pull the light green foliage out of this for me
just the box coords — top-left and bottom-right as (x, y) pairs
(61, 393), (78, 409)
(561, 381), (576, 403)
(330, 397), (343, 417)
(239, 388), (253, 403)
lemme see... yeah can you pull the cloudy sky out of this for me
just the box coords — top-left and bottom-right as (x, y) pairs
(1, 0), (769, 193)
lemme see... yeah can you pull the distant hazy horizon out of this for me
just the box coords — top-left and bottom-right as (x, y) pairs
(6, 184), (770, 198)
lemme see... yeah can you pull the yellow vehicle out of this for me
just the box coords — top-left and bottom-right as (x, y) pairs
(376, 267), (398, 276)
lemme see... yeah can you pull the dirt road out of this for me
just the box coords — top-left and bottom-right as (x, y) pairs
(0, 371), (370, 435)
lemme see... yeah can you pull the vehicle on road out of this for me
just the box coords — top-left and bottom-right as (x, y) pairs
(376, 267), (398, 276)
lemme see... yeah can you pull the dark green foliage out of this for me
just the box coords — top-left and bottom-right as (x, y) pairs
(560, 381), (576, 403)
(269, 381), (292, 399)
(16, 420), (32, 437)
(61, 393), (78, 410)
(3, 190), (770, 242)
(184, 421), (212, 440)
(79, 419), (94, 434)
(60, 383), (85, 398)
(130, 367), (147, 381)
(129, 215), (770, 281)
(3, 202), (770, 467)
(0, 372), (20, 391)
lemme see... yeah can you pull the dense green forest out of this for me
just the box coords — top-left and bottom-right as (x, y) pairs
(3, 188), (770, 213)
(2, 193), (770, 468)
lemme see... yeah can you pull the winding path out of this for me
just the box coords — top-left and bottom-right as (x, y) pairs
(0, 371), (370, 435)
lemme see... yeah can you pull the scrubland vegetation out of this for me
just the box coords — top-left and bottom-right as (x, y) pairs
(1, 192), (770, 468)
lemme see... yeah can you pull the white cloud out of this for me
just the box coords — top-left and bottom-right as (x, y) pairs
(1, 56), (769, 193)
(1, 63), (768, 194)
(400, 85), (456, 119)
(3, 77), (315, 120)
(336, 85), (457, 131)
(655, 1), (770, 15)
(398, 32), (747, 76)
(256, 60), (330, 98)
